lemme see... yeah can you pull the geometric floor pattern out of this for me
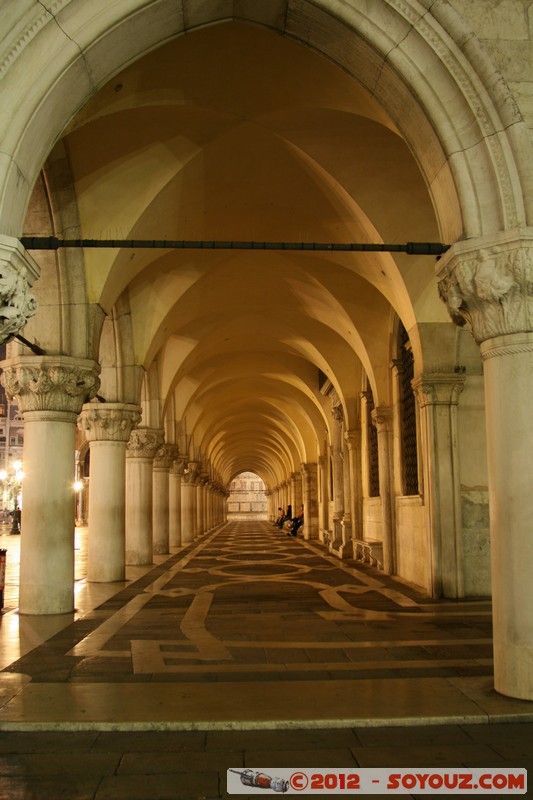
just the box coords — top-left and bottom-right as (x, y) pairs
(2, 521), (494, 685)
(0, 522), (532, 799)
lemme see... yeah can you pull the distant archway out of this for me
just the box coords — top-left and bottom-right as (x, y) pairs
(227, 472), (268, 520)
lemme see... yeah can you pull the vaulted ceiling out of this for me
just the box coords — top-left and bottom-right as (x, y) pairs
(48, 21), (445, 485)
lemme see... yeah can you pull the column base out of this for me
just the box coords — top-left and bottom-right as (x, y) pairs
(20, 585), (74, 616)
(494, 643), (533, 701)
(125, 551), (153, 567)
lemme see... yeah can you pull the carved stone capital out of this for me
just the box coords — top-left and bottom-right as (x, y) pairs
(331, 397), (344, 424)
(0, 355), (100, 414)
(437, 230), (533, 344)
(183, 460), (200, 484)
(170, 456), (188, 476)
(301, 462), (317, 481)
(165, 445), (180, 462)
(78, 403), (141, 442)
(154, 445), (176, 470)
(0, 235), (39, 345)
(126, 428), (164, 459)
(344, 429), (360, 450)
(412, 374), (466, 407)
(371, 406), (393, 432)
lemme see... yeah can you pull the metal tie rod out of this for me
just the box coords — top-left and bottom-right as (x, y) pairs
(20, 237), (449, 256)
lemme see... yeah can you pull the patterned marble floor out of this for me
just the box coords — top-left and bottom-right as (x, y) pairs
(3, 521), (495, 684)
(0, 520), (531, 728)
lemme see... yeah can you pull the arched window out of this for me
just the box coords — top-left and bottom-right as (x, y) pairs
(398, 323), (419, 496)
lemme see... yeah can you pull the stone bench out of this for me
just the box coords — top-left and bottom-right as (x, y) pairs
(353, 538), (383, 569)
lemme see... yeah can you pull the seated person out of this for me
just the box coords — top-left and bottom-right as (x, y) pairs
(274, 508), (285, 527)
(288, 505), (304, 536)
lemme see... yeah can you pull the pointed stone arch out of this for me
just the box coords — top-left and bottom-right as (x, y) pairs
(0, 0), (528, 244)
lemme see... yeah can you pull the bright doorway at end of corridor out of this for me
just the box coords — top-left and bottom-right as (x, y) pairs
(227, 472), (267, 521)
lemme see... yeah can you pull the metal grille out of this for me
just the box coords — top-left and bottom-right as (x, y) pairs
(399, 324), (419, 495)
(366, 389), (380, 497)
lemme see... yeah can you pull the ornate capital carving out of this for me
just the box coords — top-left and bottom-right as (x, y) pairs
(183, 460), (200, 484)
(344, 429), (360, 450)
(437, 231), (533, 344)
(412, 374), (465, 407)
(154, 445), (176, 470)
(1, 355), (100, 414)
(78, 403), (141, 442)
(126, 428), (164, 459)
(170, 456), (188, 476)
(301, 462), (317, 480)
(329, 388), (344, 423)
(371, 406), (393, 433)
(0, 236), (39, 345)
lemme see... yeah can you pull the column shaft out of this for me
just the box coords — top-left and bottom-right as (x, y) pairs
(153, 465), (170, 554)
(126, 457), (154, 565)
(125, 428), (163, 566)
(88, 441), (128, 581)
(181, 481), (197, 544)
(169, 461), (186, 547)
(20, 411), (77, 613)
(482, 333), (533, 700)
(79, 403), (140, 583)
(0, 355), (100, 615)
(372, 407), (394, 574)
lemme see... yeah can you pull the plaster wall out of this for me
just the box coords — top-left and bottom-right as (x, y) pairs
(395, 496), (427, 592)
(457, 374), (491, 596)
(363, 496), (383, 542)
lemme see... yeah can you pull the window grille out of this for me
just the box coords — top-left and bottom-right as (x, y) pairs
(366, 388), (380, 497)
(399, 323), (419, 495)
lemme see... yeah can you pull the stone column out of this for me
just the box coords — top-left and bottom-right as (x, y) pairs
(290, 472), (302, 511)
(345, 429), (362, 547)
(196, 476), (205, 537)
(152, 445), (174, 555)
(301, 462), (318, 539)
(169, 454), (186, 547)
(330, 404), (345, 552)
(78, 403), (141, 582)
(0, 235), (39, 345)
(181, 461), (199, 544)
(317, 454), (329, 543)
(125, 428), (164, 565)
(437, 230), (533, 700)
(412, 374), (465, 598)
(371, 407), (395, 574)
(0, 355), (99, 614)
(206, 481), (214, 530)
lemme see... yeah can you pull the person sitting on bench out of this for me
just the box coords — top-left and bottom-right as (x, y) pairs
(288, 505), (304, 536)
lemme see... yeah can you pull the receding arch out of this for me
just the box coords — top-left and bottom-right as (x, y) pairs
(1, 0), (528, 243)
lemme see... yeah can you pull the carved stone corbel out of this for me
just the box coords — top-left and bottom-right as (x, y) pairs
(0, 235), (39, 345)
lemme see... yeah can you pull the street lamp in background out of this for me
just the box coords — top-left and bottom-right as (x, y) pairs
(0, 460), (24, 534)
